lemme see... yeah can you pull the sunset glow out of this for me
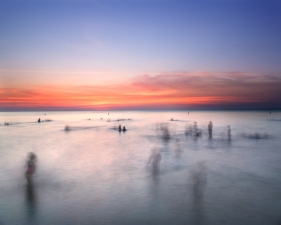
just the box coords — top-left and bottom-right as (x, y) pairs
(0, 0), (280, 111)
(1, 72), (280, 111)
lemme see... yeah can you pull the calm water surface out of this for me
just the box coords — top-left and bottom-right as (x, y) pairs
(0, 110), (281, 225)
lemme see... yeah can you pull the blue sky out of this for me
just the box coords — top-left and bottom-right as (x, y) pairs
(1, 0), (280, 74)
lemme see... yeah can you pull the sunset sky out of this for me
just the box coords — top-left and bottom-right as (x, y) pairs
(1, 0), (280, 111)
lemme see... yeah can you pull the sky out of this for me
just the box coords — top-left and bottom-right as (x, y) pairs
(0, 0), (281, 111)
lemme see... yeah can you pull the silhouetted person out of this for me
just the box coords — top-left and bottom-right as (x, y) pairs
(118, 124), (122, 132)
(227, 125), (231, 140)
(208, 121), (213, 137)
(25, 152), (37, 186)
(122, 126), (127, 131)
(38, 118), (40, 123)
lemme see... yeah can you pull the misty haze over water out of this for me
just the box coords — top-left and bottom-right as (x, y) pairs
(0, 110), (281, 225)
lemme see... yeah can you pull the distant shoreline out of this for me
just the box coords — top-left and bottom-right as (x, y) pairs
(0, 109), (280, 113)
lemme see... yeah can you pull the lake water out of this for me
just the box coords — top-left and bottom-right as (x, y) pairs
(0, 110), (281, 225)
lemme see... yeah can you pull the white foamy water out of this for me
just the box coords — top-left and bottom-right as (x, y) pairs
(0, 110), (281, 225)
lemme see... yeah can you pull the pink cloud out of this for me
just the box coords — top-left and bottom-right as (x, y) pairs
(1, 72), (280, 110)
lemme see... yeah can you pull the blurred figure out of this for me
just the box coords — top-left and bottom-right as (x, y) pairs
(64, 125), (71, 131)
(118, 124), (122, 132)
(227, 125), (231, 141)
(174, 138), (182, 157)
(242, 132), (269, 140)
(122, 126), (127, 132)
(37, 118), (41, 123)
(208, 121), (213, 138)
(25, 152), (37, 186)
(195, 131), (202, 138)
(157, 123), (171, 141)
(194, 122), (198, 134)
(185, 123), (193, 137)
(194, 122), (202, 138)
(192, 162), (207, 201)
(148, 148), (162, 176)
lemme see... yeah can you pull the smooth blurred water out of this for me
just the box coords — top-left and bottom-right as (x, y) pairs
(0, 110), (281, 225)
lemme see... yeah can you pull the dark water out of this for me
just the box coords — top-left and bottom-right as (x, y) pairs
(0, 111), (281, 225)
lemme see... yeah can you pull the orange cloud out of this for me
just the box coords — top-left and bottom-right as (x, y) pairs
(1, 72), (280, 110)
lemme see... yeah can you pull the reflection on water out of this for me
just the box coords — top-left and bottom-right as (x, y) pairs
(148, 148), (161, 172)
(0, 111), (281, 225)
(174, 138), (182, 158)
(191, 162), (207, 225)
(192, 162), (207, 201)
(147, 148), (162, 185)
(25, 184), (37, 224)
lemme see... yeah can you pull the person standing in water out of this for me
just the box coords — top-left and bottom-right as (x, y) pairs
(208, 121), (213, 137)
(25, 153), (37, 186)
(227, 125), (231, 141)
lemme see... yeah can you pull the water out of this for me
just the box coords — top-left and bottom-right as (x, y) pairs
(0, 110), (281, 225)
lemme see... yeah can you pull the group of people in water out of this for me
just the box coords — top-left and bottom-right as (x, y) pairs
(118, 124), (127, 132)
(185, 121), (231, 140)
(207, 121), (231, 140)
